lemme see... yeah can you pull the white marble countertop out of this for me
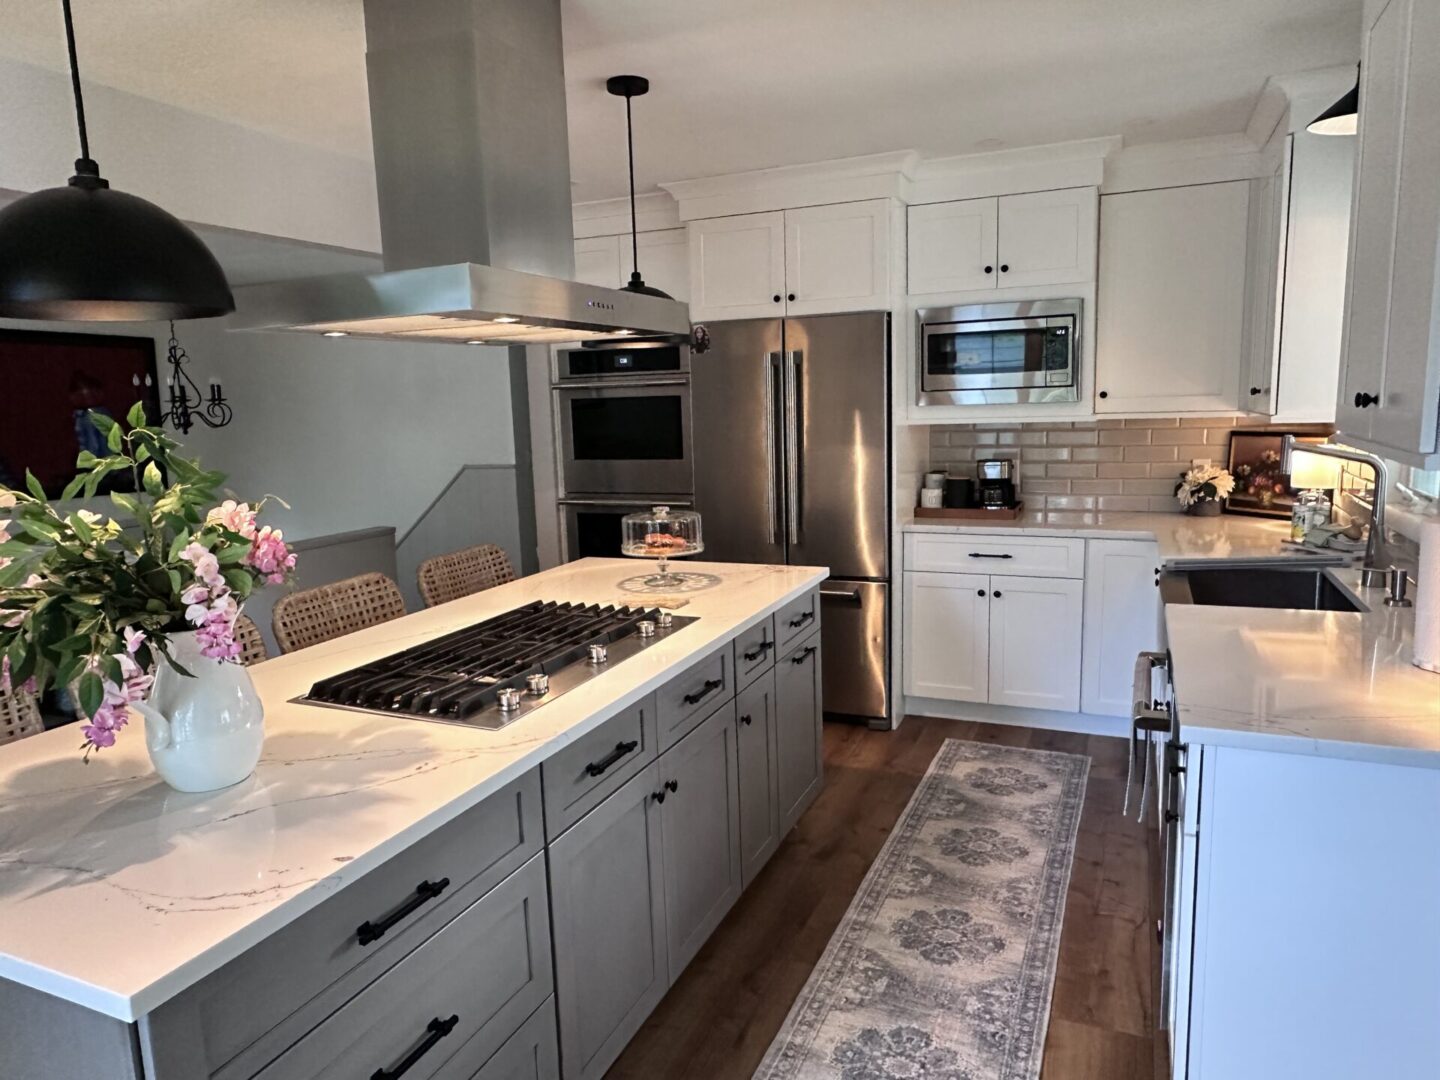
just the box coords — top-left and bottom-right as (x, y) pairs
(901, 509), (1342, 566)
(1167, 569), (1440, 769)
(0, 558), (827, 1022)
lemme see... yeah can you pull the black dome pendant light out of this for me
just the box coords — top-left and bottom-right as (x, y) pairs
(606, 74), (673, 300)
(0, 0), (235, 321)
(1307, 64), (1360, 136)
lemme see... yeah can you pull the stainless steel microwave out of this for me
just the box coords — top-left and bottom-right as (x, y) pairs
(917, 298), (1081, 406)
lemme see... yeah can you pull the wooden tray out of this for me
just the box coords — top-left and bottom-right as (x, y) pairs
(914, 502), (1025, 521)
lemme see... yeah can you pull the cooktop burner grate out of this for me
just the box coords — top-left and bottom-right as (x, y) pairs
(300, 599), (695, 729)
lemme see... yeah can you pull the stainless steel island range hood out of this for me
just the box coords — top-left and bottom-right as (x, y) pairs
(230, 0), (690, 346)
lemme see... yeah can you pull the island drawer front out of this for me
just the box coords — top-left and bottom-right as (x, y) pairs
(776, 588), (821, 649)
(141, 770), (544, 1080)
(656, 645), (734, 751)
(542, 694), (658, 842)
(904, 533), (1085, 578)
(734, 615), (777, 690)
(434, 996), (559, 1080)
(251, 852), (553, 1080)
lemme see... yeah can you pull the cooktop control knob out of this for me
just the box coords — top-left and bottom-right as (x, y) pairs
(497, 687), (523, 712)
(656, 611), (674, 629)
(637, 619), (656, 638)
(588, 643), (609, 664)
(526, 673), (550, 696)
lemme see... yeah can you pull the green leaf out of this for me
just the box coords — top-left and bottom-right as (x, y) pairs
(75, 450), (98, 470)
(61, 474), (87, 501)
(223, 568), (255, 599)
(24, 470), (45, 501)
(217, 543), (250, 565)
(16, 518), (61, 543)
(88, 411), (117, 436)
(142, 461), (164, 497)
(105, 422), (124, 454)
(68, 513), (94, 545)
(109, 491), (144, 520)
(126, 401), (148, 428)
(55, 632), (94, 654)
(167, 569), (183, 595)
(77, 672), (103, 720)
(167, 533), (190, 563)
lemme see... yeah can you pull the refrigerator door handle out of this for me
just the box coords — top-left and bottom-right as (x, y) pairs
(766, 351), (783, 546)
(786, 349), (804, 546)
(819, 585), (863, 604)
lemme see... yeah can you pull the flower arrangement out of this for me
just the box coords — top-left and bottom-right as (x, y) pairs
(0, 405), (295, 758)
(1174, 464), (1236, 510)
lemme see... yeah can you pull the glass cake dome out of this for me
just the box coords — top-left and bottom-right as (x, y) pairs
(621, 505), (703, 586)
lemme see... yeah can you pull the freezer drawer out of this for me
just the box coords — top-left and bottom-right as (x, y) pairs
(819, 580), (889, 721)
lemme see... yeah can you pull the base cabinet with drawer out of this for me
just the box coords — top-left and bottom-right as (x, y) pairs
(735, 671), (781, 886)
(775, 631), (824, 834)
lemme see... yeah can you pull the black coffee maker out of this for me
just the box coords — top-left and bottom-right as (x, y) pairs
(976, 459), (1018, 508)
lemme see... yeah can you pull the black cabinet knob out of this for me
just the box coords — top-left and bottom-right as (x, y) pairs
(977, 589), (986, 597)
(999, 264), (1010, 273)
(1098, 390), (1109, 399)
(1249, 386), (1263, 396)
(740, 713), (753, 726)
(992, 590), (1003, 599)
(984, 265), (994, 274)
(1354, 391), (1379, 408)
(773, 294), (782, 303)
(787, 292), (796, 302)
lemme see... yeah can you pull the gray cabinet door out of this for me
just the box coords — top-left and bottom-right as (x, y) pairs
(548, 762), (668, 1080)
(658, 701), (743, 983)
(438, 997), (559, 1080)
(735, 671), (781, 887)
(776, 632), (824, 834)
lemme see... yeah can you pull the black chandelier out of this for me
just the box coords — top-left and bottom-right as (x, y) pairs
(133, 323), (233, 434)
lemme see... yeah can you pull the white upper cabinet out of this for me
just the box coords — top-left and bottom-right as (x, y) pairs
(1095, 181), (1250, 414)
(688, 201), (890, 322)
(907, 187), (1096, 295)
(572, 229), (690, 302)
(1240, 142), (1291, 418)
(783, 202), (891, 316)
(573, 235), (624, 289)
(1336, 0), (1440, 464)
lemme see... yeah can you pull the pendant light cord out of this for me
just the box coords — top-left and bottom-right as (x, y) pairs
(625, 92), (640, 280)
(61, 0), (93, 166)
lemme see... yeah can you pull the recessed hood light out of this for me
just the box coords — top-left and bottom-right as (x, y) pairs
(322, 330), (348, 338)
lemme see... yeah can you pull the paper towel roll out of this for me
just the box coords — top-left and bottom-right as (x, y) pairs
(1414, 519), (1440, 673)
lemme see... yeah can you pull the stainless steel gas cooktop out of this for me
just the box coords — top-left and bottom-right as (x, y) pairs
(300, 600), (696, 729)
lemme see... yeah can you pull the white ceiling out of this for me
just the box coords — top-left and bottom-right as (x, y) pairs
(1, 0), (1361, 204)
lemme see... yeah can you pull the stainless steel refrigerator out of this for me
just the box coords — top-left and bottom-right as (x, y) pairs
(690, 311), (890, 722)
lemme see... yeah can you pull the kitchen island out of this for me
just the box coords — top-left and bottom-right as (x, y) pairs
(0, 558), (828, 1080)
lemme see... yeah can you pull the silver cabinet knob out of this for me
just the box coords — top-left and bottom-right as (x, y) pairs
(526, 673), (551, 695)
(588, 643), (609, 664)
(637, 620), (656, 638)
(497, 687), (523, 712)
(656, 611), (673, 628)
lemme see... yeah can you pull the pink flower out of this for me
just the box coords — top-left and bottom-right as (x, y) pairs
(206, 500), (257, 539)
(247, 526), (296, 584)
(0, 490), (15, 509)
(81, 701), (129, 752)
(179, 542), (223, 588)
(123, 626), (146, 655)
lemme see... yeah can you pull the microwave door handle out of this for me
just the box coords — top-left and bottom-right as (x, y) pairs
(785, 350), (803, 547)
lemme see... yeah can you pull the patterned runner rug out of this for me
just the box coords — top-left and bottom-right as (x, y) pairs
(755, 739), (1089, 1080)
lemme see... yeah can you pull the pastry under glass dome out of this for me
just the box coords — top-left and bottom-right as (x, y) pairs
(621, 505), (704, 587)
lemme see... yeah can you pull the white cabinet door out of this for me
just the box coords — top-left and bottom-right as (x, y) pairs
(907, 198), (999, 295)
(1241, 143), (1291, 417)
(1096, 182), (1250, 413)
(1080, 540), (1161, 717)
(903, 571), (989, 703)
(630, 228), (691, 303)
(986, 575), (1083, 712)
(573, 235), (622, 289)
(996, 188), (1097, 289)
(784, 200), (890, 315)
(687, 213), (786, 322)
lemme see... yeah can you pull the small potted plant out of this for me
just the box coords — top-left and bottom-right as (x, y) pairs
(0, 405), (296, 791)
(1174, 464), (1236, 517)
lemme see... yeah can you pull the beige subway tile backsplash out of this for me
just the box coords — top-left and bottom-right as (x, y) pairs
(925, 415), (1335, 514)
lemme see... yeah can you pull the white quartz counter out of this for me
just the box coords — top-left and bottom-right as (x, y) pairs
(901, 509), (1331, 565)
(0, 558), (826, 1022)
(1167, 569), (1440, 770)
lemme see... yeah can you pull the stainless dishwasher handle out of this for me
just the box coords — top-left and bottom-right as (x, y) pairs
(1124, 651), (1170, 821)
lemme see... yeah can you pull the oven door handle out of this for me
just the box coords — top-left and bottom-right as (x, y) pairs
(1124, 651), (1170, 821)
(559, 498), (694, 507)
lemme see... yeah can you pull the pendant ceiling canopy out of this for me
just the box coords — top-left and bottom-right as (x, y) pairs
(0, 0), (233, 321)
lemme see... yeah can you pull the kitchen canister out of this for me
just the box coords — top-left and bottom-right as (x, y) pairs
(923, 470), (948, 490)
(1413, 518), (1440, 673)
(919, 487), (945, 509)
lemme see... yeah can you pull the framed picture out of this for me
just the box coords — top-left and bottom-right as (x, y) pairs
(0, 329), (160, 497)
(1222, 430), (1328, 518)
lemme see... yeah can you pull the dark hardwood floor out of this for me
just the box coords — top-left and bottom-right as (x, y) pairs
(606, 716), (1161, 1080)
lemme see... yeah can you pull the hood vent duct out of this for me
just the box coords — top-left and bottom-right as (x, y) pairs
(229, 0), (690, 346)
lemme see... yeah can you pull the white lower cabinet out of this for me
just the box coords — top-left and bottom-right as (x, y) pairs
(986, 575), (1083, 712)
(903, 571), (990, 702)
(1080, 540), (1161, 717)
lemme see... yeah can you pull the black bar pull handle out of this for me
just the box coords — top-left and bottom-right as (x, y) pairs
(743, 639), (774, 662)
(357, 878), (451, 946)
(788, 609), (816, 629)
(791, 645), (818, 665)
(683, 678), (723, 705)
(967, 552), (1014, 559)
(371, 1015), (460, 1080)
(584, 739), (639, 778)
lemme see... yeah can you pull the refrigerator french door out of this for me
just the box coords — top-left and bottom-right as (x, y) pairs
(690, 312), (890, 722)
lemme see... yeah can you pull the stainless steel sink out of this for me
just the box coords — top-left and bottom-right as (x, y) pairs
(1161, 566), (1363, 612)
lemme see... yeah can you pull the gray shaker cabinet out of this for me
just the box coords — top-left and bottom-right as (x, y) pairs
(776, 629), (824, 834)
(548, 761), (669, 1080)
(735, 670), (781, 887)
(657, 700), (743, 983)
